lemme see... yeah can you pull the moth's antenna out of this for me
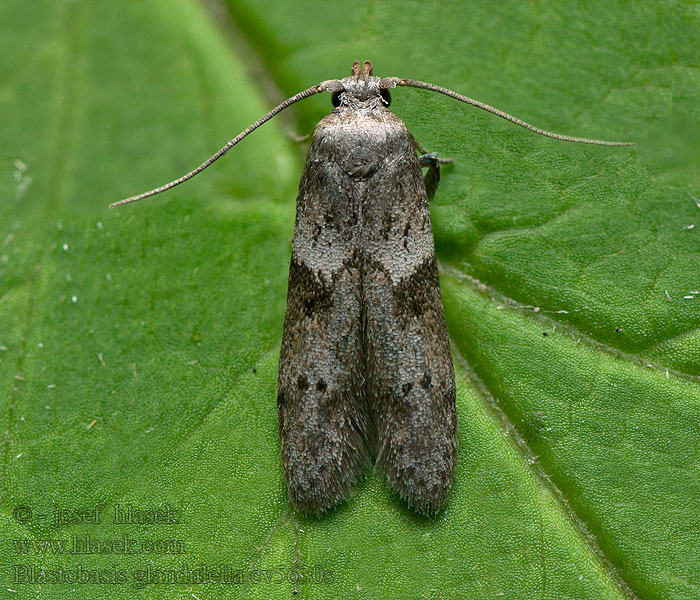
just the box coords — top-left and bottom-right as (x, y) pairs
(381, 77), (634, 147)
(111, 82), (338, 208)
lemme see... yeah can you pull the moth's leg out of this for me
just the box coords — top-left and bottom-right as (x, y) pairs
(418, 152), (441, 201)
(286, 129), (310, 143)
(277, 258), (371, 515)
(410, 135), (453, 201)
(409, 133), (455, 164)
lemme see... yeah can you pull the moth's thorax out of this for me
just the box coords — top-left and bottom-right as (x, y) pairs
(296, 98), (432, 284)
(313, 105), (410, 174)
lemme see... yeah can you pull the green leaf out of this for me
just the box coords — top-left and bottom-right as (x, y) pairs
(1, 1), (698, 599)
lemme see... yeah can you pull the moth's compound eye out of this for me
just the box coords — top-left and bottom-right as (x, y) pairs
(380, 89), (391, 106)
(332, 91), (342, 107)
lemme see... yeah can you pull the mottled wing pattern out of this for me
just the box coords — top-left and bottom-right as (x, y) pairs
(277, 131), (372, 515)
(360, 113), (457, 515)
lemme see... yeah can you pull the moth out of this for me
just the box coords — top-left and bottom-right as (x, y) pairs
(113, 60), (632, 516)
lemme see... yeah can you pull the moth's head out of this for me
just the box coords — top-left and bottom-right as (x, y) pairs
(331, 60), (391, 108)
